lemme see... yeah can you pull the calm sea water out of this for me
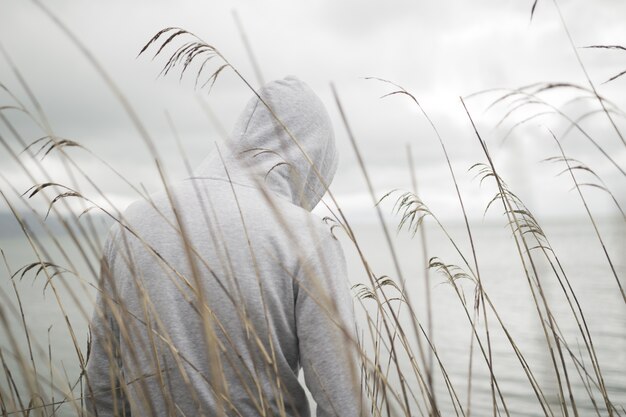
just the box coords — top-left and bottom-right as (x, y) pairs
(1, 217), (624, 416)
(342, 218), (626, 417)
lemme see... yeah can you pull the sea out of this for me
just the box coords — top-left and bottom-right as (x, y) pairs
(0, 214), (624, 416)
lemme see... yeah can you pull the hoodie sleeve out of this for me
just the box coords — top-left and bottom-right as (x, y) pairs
(295, 232), (369, 417)
(85, 229), (131, 417)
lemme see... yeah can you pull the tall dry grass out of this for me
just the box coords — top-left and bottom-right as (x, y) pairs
(0, 1), (624, 416)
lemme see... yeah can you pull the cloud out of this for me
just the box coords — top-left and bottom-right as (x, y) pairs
(1, 0), (625, 222)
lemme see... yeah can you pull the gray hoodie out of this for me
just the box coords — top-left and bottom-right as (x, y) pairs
(86, 76), (367, 417)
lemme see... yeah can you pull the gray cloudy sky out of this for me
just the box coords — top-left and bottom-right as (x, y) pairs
(1, 0), (625, 224)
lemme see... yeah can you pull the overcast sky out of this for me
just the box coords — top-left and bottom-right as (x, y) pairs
(1, 0), (625, 224)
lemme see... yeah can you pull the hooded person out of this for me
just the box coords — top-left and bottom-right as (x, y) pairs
(86, 76), (368, 417)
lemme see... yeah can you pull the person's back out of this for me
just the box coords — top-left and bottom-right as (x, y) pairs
(86, 76), (367, 417)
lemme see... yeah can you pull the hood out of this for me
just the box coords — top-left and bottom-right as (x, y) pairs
(193, 76), (338, 211)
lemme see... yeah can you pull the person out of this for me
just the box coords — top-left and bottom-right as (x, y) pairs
(85, 76), (368, 417)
